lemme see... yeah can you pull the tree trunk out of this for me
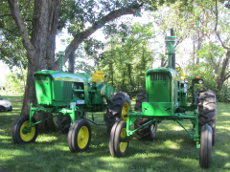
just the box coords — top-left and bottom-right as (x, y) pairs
(68, 52), (75, 73)
(217, 50), (230, 91)
(21, 63), (38, 115)
(109, 63), (114, 85)
(8, 0), (61, 131)
(8, 0), (141, 132)
(196, 31), (202, 64)
(127, 63), (133, 87)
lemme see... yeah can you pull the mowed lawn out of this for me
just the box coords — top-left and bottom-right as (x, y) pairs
(0, 97), (230, 172)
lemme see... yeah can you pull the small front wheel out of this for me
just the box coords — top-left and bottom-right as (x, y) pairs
(199, 124), (212, 168)
(12, 115), (38, 143)
(68, 119), (91, 152)
(109, 119), (129, 157)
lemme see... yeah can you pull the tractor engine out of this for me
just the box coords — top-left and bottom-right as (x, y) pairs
(34, 70), (114, 112)
(143, 68), (178, 116)
(142, 29), (188, 117)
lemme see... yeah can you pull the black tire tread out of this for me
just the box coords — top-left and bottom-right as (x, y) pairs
(134, 92), (156, 140)
(198, 89), (216, 146)
(105, 92), (130, 134)
(199, 124), (212, 168)
(67, 119), (91, 152)
(109, 119), (129, 157)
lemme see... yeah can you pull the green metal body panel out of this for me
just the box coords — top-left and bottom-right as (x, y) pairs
(30, 70), (115, 128)
(34, 70), (114, 112)
(125, 33), (202, 148)
(34, 70), (91, 106)
(142, 102), (173, 116)
(145, 68), (178, 116)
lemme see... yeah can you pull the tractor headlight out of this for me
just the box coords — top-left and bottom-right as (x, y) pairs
(198, 80), (204, 84)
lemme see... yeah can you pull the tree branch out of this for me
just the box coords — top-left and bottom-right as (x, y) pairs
(223, 72), (230, 82)
(56, 3), (142, 67)
(214, 0), (228, 50)
(7, 0), (35, 61)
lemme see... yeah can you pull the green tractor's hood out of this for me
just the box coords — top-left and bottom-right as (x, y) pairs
(146, 68), (178, 78)
(34, 70), (91, 83)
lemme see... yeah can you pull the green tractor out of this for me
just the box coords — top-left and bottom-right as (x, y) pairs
(12, 69), (130, 152)
(109, 29), (216, 168)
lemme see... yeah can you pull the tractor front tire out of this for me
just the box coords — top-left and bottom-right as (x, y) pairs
(199, 124), (213, 168)
(109, 119), (129, 157)
(68, 119), (91, 152)
(105, 92), (130, 134)
(198, 89), (216, 146)
(12, 115), (38, 143)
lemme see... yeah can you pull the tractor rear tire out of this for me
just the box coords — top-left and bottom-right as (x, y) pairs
(104, 92), (130, 134)
(53, 114), (71, 134)
(134, 92), (157, 140)
(198, 89), (216, 146)
(199, 124), (212, 168)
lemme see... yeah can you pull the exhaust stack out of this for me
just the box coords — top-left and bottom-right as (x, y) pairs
(165, 29), (176, 69)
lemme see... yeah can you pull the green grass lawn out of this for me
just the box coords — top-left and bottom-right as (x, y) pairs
(0, 98), (230, 172)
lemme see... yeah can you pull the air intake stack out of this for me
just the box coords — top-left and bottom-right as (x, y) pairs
(165, 29), (176, 69)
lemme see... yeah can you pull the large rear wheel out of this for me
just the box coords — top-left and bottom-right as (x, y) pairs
(104, 92), (130, 134)
(109, 120), (129, 157)
(199, 124), (212, 168)
(53, 114), (71, 134)
(134, 92), (157, 140)
(198, 90), (216, 146)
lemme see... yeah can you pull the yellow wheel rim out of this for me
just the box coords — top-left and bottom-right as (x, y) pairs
(20, 121), (36, 142)
(121, 102), (129, 121)
(77, 126), (89, 149)
(119, 128), (128, 153)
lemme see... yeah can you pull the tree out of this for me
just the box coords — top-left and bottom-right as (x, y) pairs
(150, 0), (229, 98)
(213, 0), (230, 91)
(2, 0), (194, 117)
(5, 0), (144, 117)
(99, 23), (154, 96)
(0, 0), (198, 131)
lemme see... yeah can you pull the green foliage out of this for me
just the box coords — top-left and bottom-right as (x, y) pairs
(150, 0), (230, 102)
(217, 84), (230, 102)
(4, 70), (26, 95)
(187, 62), (217, 90)
(186, 42), (230, 101)
(0, 0), (28, 69)
(60, 0), (144, 35)
(99, 23), (154, 96)
(84, 38), (104, 65)
(0, 0), (197, 70)
(0, 37), (27, 69)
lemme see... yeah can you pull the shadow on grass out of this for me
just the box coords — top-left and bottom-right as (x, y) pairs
(1, 125), (229, 172)
(0, 102), (230, 172)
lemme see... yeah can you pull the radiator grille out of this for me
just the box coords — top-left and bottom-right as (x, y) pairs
(149, 72), (170, 81)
